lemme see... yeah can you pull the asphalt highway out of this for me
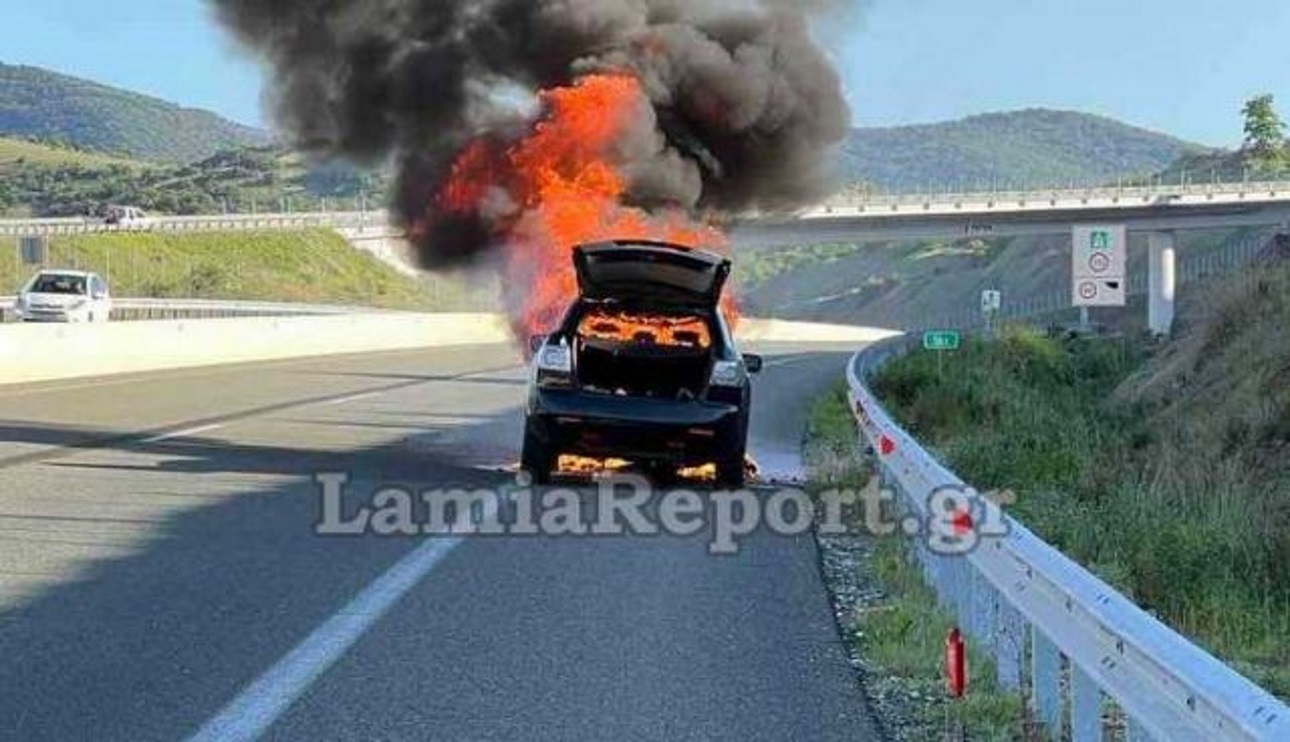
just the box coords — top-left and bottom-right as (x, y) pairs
(0, 343), (879, 741)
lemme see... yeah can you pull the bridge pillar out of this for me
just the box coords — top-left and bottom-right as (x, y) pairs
(1147, 231), (1177, 336)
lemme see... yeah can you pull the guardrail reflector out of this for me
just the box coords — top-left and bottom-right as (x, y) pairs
(878, 435), (896, 457)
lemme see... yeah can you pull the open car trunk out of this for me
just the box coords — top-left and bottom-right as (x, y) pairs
(573, 306), (713, 400)
(574, 241), (730, 307)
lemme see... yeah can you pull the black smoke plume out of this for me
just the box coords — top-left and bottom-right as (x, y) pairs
(209, 0), (851, 268)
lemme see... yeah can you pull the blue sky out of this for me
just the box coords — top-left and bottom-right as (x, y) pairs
(3, 0), (1289, 147)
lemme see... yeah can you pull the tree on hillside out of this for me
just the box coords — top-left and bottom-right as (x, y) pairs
(1242, 94), (1287, 173)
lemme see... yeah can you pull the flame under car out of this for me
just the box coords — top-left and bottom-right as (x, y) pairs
(521, 241), (762, 486)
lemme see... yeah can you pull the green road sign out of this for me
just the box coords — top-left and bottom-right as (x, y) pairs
(923, 330), (961, 351)
(1090, 229), (1111, 250)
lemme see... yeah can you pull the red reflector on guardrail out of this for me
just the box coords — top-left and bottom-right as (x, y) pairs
(878, 435), (896, 457)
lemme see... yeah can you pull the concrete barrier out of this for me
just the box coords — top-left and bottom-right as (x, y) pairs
(0, 313), (512, 386)
(0, 313), (898, 386)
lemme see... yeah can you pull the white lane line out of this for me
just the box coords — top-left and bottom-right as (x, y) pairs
(320, 391), (380, 406)
(187, 523), (481, 741)
(140, 424), (225, 444)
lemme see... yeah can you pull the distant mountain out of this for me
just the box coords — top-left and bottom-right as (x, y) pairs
(840, 109), (1209, 190)
(0, 63), (269, 163)
(0, 65), (1224, 215)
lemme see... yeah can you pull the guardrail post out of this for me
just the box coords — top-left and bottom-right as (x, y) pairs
(1032, 629), (1062, 737)
(936, 551), (959, 616)
(993, 602), (1025, 691)
(966, 570), (992, 646)
(1071, 662), (1103, 742)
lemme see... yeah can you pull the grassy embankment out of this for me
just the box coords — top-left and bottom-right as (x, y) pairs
(851, 260), (1290, 698)
(806, 388), (1025, 740)
(0, 230), (461, 311)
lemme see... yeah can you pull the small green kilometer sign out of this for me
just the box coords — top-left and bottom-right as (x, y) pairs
(923, 330), (961, 351)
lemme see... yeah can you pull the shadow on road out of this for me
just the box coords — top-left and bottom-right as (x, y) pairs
(0, 345), (870, 741)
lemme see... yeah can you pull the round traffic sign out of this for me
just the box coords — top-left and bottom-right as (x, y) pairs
(1078, 281), (1097, 300)
(1088, 252), (1111, 273)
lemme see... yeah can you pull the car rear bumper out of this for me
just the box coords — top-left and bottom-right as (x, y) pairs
(528, 388), (744, 463)
(18, 310), (79, 322)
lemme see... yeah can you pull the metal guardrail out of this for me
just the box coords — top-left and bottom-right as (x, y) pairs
(0, 211), (396, 237)
(0, 297), (371, 323)
(846, 339), (1290, 741)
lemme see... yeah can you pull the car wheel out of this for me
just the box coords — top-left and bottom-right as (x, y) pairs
(715, 449), (746, 488)
(520, 427), (555, 485)
(715, 407), (751, 488)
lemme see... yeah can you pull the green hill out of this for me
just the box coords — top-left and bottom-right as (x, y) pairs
(0, 135), (142, 169)
(0, 63), (268, 162)
(0, 139), (385, 218)
(841, 109), (1208, 190)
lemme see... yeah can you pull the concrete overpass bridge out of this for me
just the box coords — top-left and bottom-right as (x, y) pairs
(732, 180), (1290, 334)
(738, 180), (1290, 242)
(5, 180), (1290, 334)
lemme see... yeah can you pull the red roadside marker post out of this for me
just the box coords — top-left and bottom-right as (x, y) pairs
(946, 627), (966, 697)
(945, 627), (967, 739)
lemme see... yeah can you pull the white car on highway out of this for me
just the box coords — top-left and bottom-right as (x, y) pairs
(13, 270), (113, 323)
(103, 205), (154, 231)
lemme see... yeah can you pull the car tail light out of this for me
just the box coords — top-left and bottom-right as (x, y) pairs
(536, 340), (573, 387)
(709, 359), (746, 388)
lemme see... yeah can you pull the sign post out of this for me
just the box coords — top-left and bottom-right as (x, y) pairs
(923, 330), (961, 379)
(19, 235), (46, 266)
(980, 289), (1001, 335)
(1072, 225), (1127, 330)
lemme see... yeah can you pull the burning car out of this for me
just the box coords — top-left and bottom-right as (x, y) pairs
(521, 240), (761, 486)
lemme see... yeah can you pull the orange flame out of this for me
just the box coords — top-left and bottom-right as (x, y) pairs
(577, 308), (712, 349)
(437, 74), (736, 341)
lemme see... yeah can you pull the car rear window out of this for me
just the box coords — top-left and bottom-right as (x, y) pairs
(29, 275), (87, 295)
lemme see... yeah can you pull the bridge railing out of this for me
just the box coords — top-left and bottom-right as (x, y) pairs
(9, 180), (1290, 238)
(847, 339), (1290, 741)
(827, 180), (1290, 206)
(813, 180), (1290, 217)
